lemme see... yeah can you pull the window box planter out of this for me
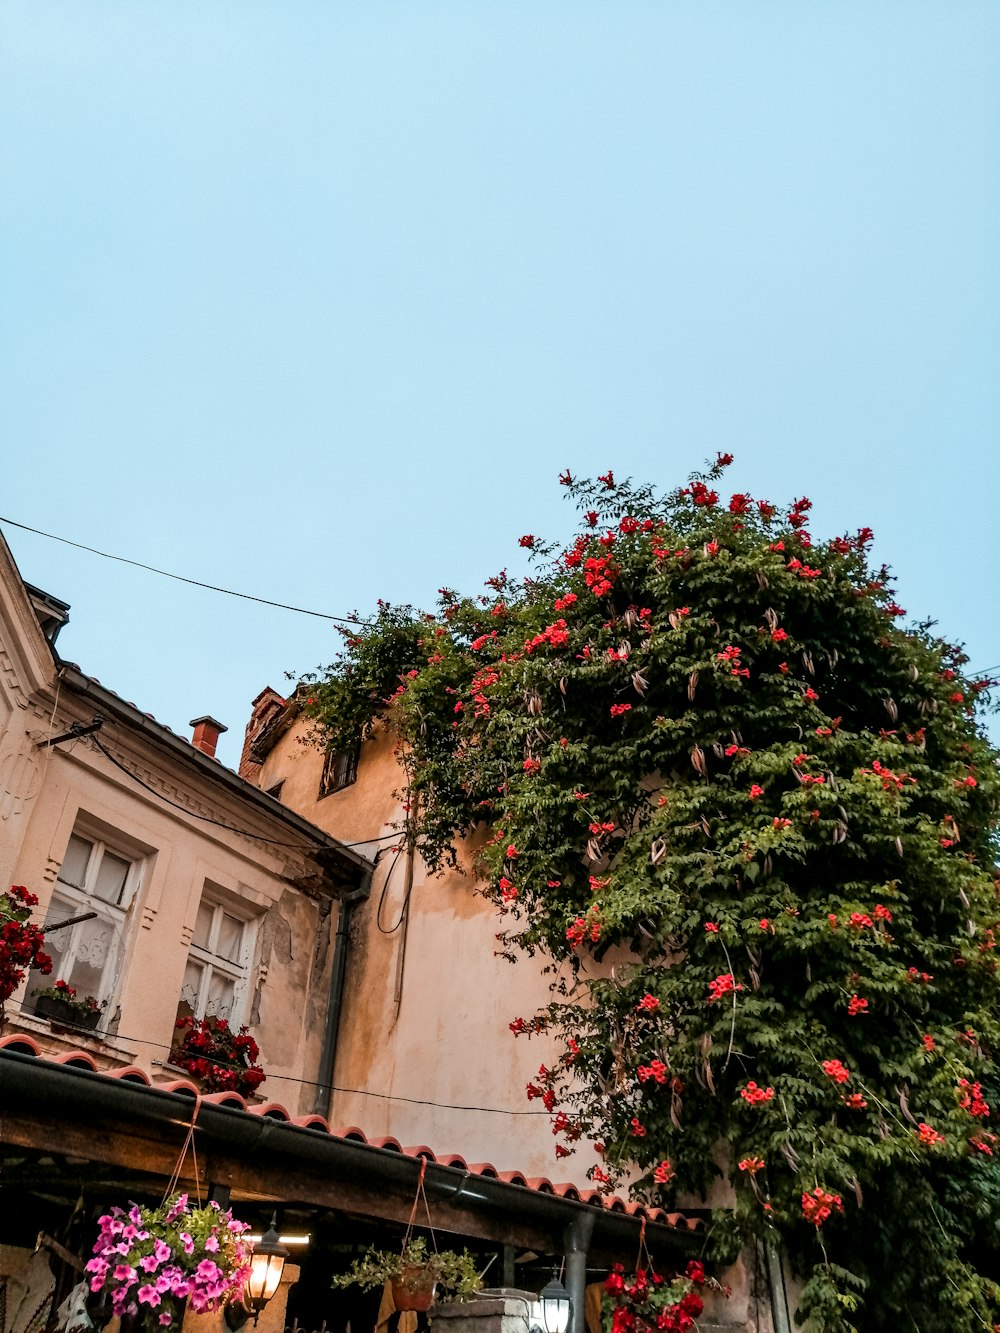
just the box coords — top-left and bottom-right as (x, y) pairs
(34, 994), (102, 1032)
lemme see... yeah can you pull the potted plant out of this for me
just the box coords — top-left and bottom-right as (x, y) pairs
(86, 1193), (252, 1332)
(601, 1261), (707, 1333)
(332, 1237), (483, 1312)
(32, 979), (104, 1031)
(0, 884), (51, 1020)
(171, 1015), (266, 1097)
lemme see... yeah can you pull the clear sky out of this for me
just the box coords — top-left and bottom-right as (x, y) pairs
(2, 2), (998, 768)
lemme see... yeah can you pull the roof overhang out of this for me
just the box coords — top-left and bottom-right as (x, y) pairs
(0, 1051), (700, 1262)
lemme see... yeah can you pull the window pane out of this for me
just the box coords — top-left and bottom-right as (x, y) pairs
(178, 959), (205, 1019)
(193, 902), (214, 949)
(63, 912), (116, 999)
(57, 835), (92, 891)
(216, 914), (244, 964)
(93, 851), (131, 906)
(204, 971), (235, 1020)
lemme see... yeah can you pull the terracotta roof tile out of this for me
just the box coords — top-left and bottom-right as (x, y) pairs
(9, 1045), (702, 1234)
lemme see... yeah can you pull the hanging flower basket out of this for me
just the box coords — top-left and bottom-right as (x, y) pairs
(332, 1238), (482, 1309)
(87, 1194), (252, 1332)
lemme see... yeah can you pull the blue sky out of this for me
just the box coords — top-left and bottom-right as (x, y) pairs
(3, 2), (998, 767)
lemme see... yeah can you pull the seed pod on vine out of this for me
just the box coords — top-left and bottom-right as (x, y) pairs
(764, 608), (779, 633)
(623, 607), (639, 630)
(908, 664), (919, 682)
(700, 1032), (713, 1057)
(704, 1060), (716, 1095)
(631, 671), (648, 696)
(883, 697), (898, 723)
(525, 688), (543, 716)
(668, 612), (680, 631)
(559, 677), (567, 695)
(690, 745), (707, 777)
(802, 650), (815, 675)
(670, 1090), (683, 1130)
(586, 839), (602, 862)
(780, 1142), (799, 1171)
(712, 741), (725, 759)
(749, 966), (760, 991)
(650, 839), (667, 865)
(687, 671), (699, 702)
(895, 837), (904, 856)
(756, 571), (769, 591)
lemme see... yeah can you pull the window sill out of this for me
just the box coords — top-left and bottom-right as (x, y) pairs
(5, 1011), (139, 1063)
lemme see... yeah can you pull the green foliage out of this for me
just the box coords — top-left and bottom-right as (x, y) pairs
(307, 461), (1000, 1331)
(331, 1237), (483, 1303)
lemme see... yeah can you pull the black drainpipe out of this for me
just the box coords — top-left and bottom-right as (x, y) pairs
(313, 876), (370, 1116)
(563, 1211), (595, 1333)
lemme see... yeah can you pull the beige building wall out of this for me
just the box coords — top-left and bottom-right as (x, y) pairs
(0, 541), (358, 1116)
(250, 712), (601, 1184)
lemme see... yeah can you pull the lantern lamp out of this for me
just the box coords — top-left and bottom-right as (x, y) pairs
(243, 1217), (289, 1324)
(538, 1274), (572, 1333)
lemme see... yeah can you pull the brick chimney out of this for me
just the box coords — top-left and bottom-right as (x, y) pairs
(189, 715), (228, 758)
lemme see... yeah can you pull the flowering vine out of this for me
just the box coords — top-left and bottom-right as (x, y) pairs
(303, 461), (1000, 1331)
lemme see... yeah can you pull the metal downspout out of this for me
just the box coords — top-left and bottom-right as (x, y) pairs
(563, 1212), (595, 1333)
(313, 879), (368, 1116)
(765, 1240), (792, 1333)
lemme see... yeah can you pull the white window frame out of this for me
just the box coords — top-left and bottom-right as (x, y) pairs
(177, 891), (256, 1026)
(35, 827), (145, 1016)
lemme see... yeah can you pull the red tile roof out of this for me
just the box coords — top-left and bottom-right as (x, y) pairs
(0, 1036), (700, 1234)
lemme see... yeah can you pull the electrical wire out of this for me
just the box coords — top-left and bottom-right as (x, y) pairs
(0, 515), (366, 625)
(89, 732), (393, 856)
(3, 997), (550, 1117)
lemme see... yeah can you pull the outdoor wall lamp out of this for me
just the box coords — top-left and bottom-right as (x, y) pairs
(537, 1274), (571, 1333)
(243, 1216), (289, 1324)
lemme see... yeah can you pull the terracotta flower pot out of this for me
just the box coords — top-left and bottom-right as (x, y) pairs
(391, 1267), (438, 1312)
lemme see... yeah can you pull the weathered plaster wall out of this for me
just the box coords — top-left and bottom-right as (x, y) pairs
(253, 719), (603, 1184)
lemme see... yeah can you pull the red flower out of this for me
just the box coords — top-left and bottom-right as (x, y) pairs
(598, 471), (615, 488)
(636, 993), (660, 1012)
(802, 1187), (843, 1227)
(822, 1059), (850, 1084)
(847, 995), (868, 1017)
(716, 452), (734, 467)
(610, 703), (632, 718)
(740, 1081), (775, 1105)
(653, 1160), (673, 1183)
(707, 973), (742, 1002)
(518, 534), (536, 549)
(748, 785), (764, 800)
(738, 1157), (765, 1174)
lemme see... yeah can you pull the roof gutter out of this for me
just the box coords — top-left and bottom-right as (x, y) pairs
(0, 1052), (697, 1260)
(55, 664), (371, 882)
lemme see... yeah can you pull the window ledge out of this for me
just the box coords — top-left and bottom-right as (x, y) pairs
(5, 1012), (139, 1063)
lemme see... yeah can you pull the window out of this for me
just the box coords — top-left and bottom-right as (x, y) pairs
(33, 829), (143, 1016)
(265, 780), (284, 802)
(319, 746), (358, 798)
(176, 894), (254, 1024)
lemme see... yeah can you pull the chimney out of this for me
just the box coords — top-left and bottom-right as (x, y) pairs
(189, 715), (228, 759)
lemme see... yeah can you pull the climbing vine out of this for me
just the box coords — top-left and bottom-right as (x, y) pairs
(305, 459), (1000, 1331)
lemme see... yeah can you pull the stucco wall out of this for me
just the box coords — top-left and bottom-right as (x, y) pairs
(253, 717), (602, 1184)
(0, 587), (340, 1115)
